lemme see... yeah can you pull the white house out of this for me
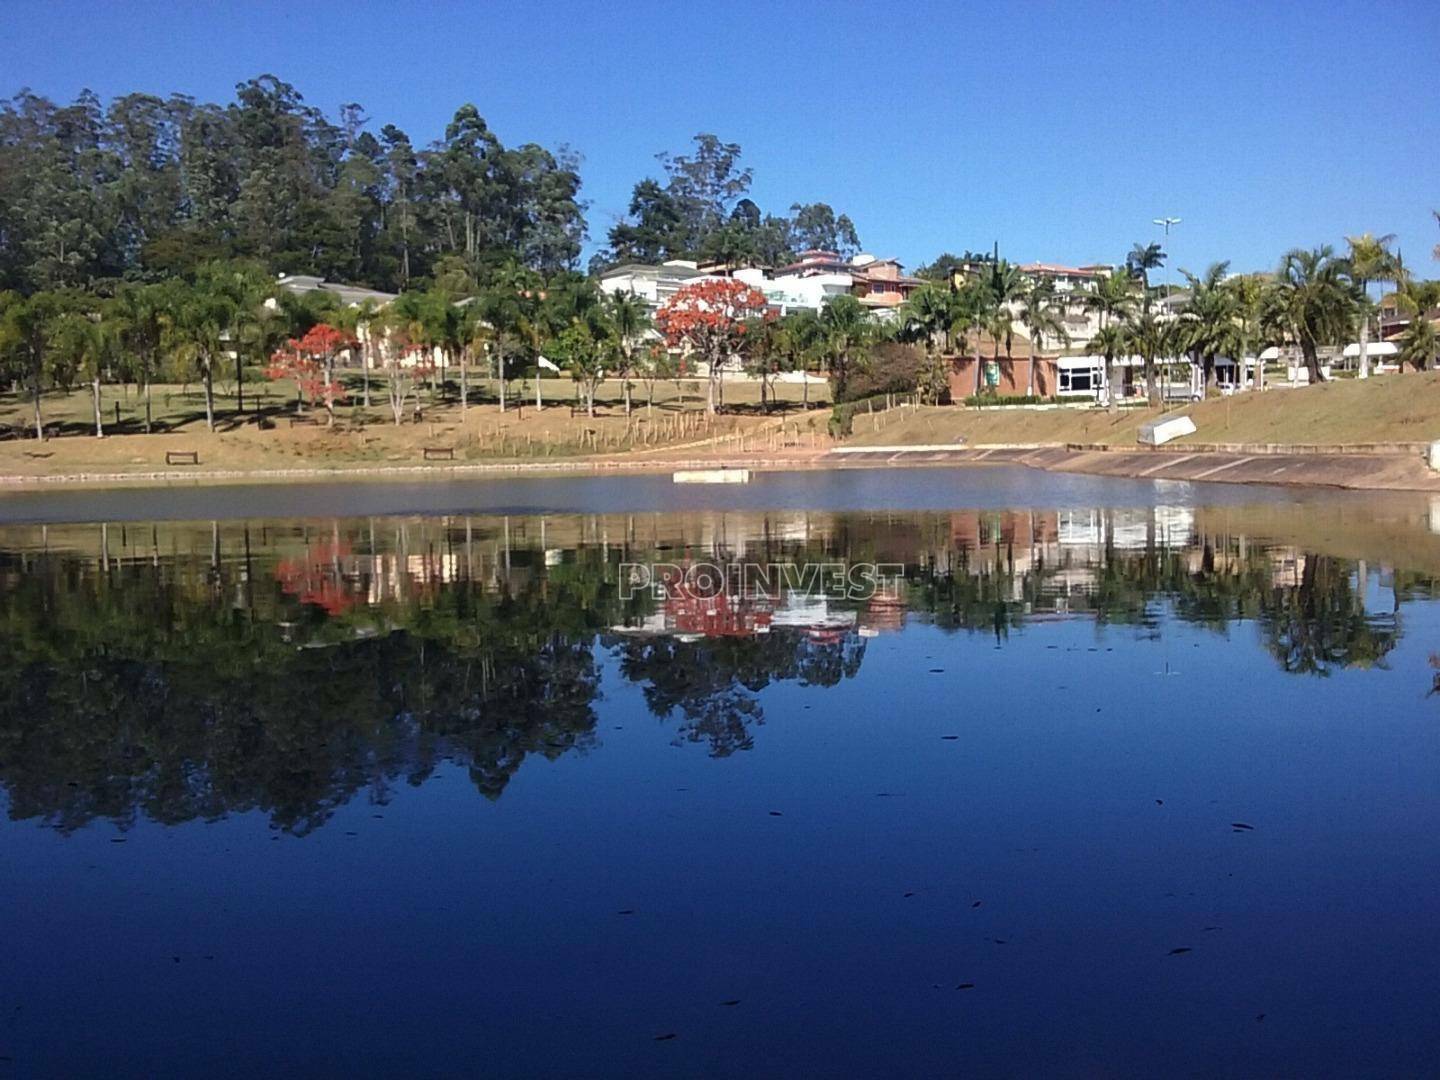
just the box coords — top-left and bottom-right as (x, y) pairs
(596, 260), (713, 316)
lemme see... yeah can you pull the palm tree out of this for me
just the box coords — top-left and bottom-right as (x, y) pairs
(1395, 279), (1440, 371)
(1397, 316), (1438, 372)
(900, 282), (960, 355)
(424, 291), (467, 412)
(1225, 274), (1267, 392)
(778, 309), (824, 408)
(1123, 310), (1168, 406)
(819, 294), (871, 401)
(1087, 268), (1137, 331)
(1271, 246), (1361, 384)
(1345, 232), (1401, 379)
(951, 277), (996, 396)
(200, 262), (276, 415)
(1127, 242), (1166, 313)
(1017, 279), (1069, 396)
(54, 308), (115, 437)
(170, 280), (236, 432)
(604, 289), (650, 415)
(478, 282), (525, 412)
(1179, 262), (1236, 395)
(110, 282), (169, 432)
(0, 291), (64, 440)
(1091, 323), (1129, 415)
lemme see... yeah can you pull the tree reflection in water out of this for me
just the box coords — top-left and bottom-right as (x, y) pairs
(0, 506), (1430, 833)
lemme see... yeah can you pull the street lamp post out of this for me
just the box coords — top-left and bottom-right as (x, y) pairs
(1152, 216), (1181, 293)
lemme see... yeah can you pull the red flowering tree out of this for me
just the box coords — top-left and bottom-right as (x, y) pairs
(275, 536), (356, 615)
(266, 323), (355, 426)
(654, 279), (771, 414)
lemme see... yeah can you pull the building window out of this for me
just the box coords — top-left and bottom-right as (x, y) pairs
(1059, 366), (1101, 392)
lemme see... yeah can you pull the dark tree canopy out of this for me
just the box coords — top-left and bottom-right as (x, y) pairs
(0, 76), (589, 293)
(596, 134), (863, 270)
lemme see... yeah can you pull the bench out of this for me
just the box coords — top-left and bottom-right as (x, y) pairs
(166, 450), (200, 466)
(422, 446), (455, 461)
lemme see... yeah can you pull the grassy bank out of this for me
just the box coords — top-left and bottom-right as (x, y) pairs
(0, 376), (832, 481)
(842, 372), (1440, 449)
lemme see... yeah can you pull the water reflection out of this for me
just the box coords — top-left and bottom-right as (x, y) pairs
(0, 504), (1432, 834)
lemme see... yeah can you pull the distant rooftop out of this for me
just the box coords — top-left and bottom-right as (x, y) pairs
(1018, 262), (1110, 277)
(276, 274), (397, 306)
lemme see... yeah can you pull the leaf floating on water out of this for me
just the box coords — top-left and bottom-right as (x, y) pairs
(903, 892), (916, 898)
(1155, 799), (1164, 806)
(991, 938), (1007, 945)
(1168, 947), (1192, 955)
(1202, 926), (1221, 932)
(928, 668), (945, 674)
(616, 909), (635, 915)
(768, 811), (783, 817)
(955, 983), (975, 990)
(1231, 822), (1254, 831)
(940, 735), (960, 741)
(110, 838), (126, 844)
(719, 1000), (741, 1007)
(1255, 1013), (1266, 1023)
(971, 901), (982, 909)
(653, 1033), (677, 1041)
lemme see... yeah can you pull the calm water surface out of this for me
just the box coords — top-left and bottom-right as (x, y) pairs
(2, 468), (1438, 1077)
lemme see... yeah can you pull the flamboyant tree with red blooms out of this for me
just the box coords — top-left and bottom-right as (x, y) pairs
(275, 537), (356, 615)
(266, 323), (356, 425)
(654, 279), (772, 414)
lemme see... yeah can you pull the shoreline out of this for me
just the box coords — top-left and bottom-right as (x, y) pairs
(2, 442), (1438, 494)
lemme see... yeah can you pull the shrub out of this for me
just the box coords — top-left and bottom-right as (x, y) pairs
(829, 393), (902, 437)
(961, 393), (1048, 407)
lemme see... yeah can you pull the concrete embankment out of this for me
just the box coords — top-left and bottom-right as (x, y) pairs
(828, 443), (1440, 492)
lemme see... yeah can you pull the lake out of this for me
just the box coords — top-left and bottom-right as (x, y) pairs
(2, 467), (1438, 1077)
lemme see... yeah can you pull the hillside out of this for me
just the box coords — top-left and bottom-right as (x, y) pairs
(842, 372), (1440, 449)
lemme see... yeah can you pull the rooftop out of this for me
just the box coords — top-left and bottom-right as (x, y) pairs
(276, 274), (397, 307)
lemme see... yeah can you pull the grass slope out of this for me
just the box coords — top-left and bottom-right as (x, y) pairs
(844, 372), (1440, 449)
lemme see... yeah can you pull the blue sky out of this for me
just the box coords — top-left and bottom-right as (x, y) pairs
(3, 0), (1437, 278)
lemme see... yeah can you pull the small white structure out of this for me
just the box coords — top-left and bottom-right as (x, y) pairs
(1343, 341), (1399, 361)
(673, 469), (752, 484)
(1137, 415), (1196, 446)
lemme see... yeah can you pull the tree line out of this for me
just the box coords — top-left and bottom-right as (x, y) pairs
(0, 76), (588, 292)
(891, 234), (1440, 408)
(0, 78), (869, 293)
